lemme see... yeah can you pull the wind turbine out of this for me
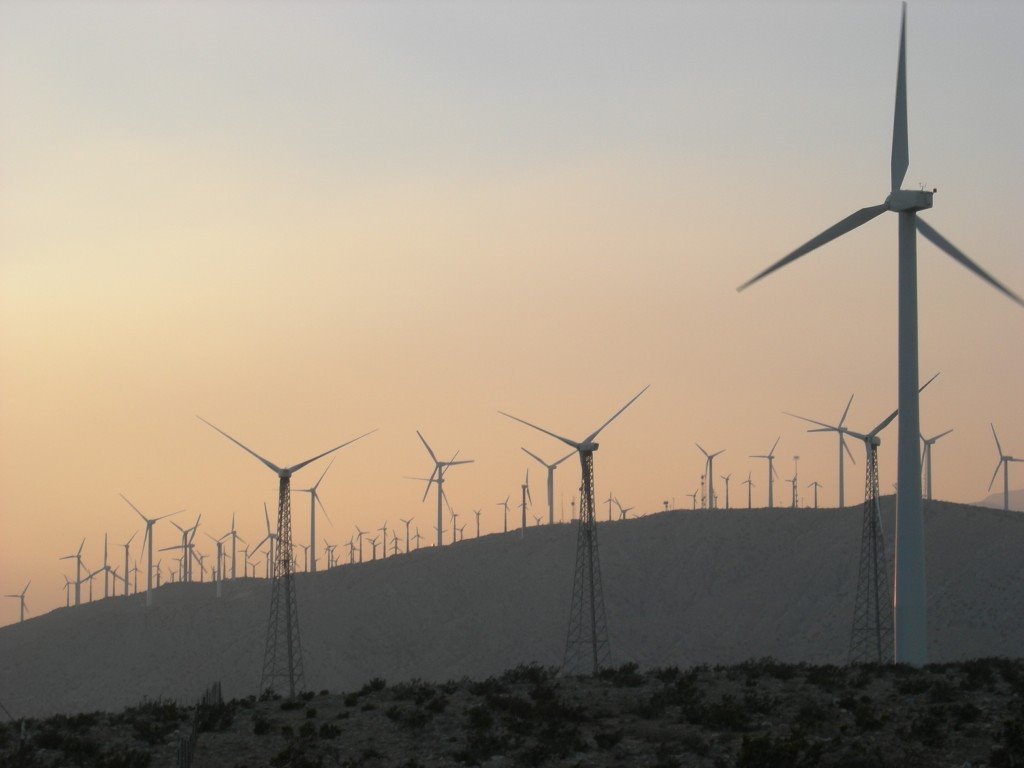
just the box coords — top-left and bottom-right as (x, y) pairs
(499, 385), (649, 675)
(222, 512), (245, 580)
(720, 473), (732, 509)
(497, 496), (511, 533)
(354, 526), (365, 563)
(989, 424), (1022, 512)
(400, 518), (414, 553)
(120, 494), (182, 607)
(199, 417), (375, 698)
(519, 469), (531, 538)
(605, 491), (616, 522)
(205, 533), (227, 597)
(738, 4), (1024, 666)
(808, 481), (823, 508)
(62, 575), (71, 608)
(521, 447), (575, 525)
(750, 437), (780, 509)
(473, 509), (481, 538)
(293, 456), (336, 574)
(59, 538), (86, 607)
(686, 490), (698, 510)
(413, 431), (473, 548)
(613, 497), (634, 520)
(697, 444), (725, 509)
(119, 532), (137, 598)
(5, 581), (30, 623)
(379, 521), (389, 559)
(920, 428), (953, 501)
(785, 395), (856, 508)
(742, 473), (754, 509)
(413, 528), (423, 549)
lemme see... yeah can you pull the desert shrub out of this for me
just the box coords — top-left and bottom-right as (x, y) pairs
(794, 699), (827, 728)
(500, 663), (554, 685)
(952, 701), (981, 725)
(280, 699), (303, 711)
(895, 675), (930, 695)
(343, 693), (359, 707)
(95, 746), (151, 768)
(253, 713), (271, 735)
(599, 662), (645, 687)
(927, 678), (958, 703)
(991, 717), (1024, 767)
(685, 693), (749, 731)
(466, 704), (493, 732)
(742, 689), (776, 716)
(305, 707), (317, 719)
(197, 701), (233, 732)
(736, 730), (817, 768)
(391, 680), (436, 705)
(385, 705), (429, 730)
(298, 721), (316, 738)
(300, 691), (315, 701)
(738, 657), (797, 682)
(132, 716), (179, 745)
(957, 659), (996, 690)
(805, 665), (846, 691)
(272, 740), (322, 768)
(425, 695), (448, 714)
(905, 707), (944, 746)
(680, 732), (710, 756)
(594, 729), (623, 749)
(281, 724), (293, 738)
(652, 666), (681, 683)
(468, 676), (507, 698)
(852, 700), (882, 730)
(359, 678), (386, 696)
(318, 722), (340, 739)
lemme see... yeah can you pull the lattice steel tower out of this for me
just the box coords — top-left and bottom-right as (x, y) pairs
(499, 386), (649, 677)
(848, 437), (894, 664)
(199, 417), (375, 698)
(563, 450), (610, 675)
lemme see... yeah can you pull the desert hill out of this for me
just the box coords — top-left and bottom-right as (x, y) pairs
(2, 498), (1023, 718)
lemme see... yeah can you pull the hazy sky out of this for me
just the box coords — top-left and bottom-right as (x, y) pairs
(2, 0), (1022, 627)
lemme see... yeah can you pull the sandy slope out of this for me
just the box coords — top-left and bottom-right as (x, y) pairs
(2, 498), (1022, 717)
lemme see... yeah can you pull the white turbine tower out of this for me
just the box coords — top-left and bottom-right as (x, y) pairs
(989, 424), (1022, 512)
(739, 3), (1024, 666)
(742, 473), (754, 509)
(785, 395), (856, 508)
(497, 495), (511, 533)
(720, 474), (732, 509)
(58, 538), (86, 607)
(521, 447), (575, 525)
(750, 438), (780, 509)
(519, 469), (532, 537)
(120, 494), (182, 607)
(414, 431), (473, 547)
(5, 581), (29, 623)
(293, 456), (336, 574)
(920, 428), (953, 501)
(119, 532), (136, 598)
(696, 444), (725, 509)
(808, 481), (823, 508)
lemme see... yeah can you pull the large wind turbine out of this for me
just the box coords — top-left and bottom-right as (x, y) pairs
(521, 447), (575, 525)
(414, 431), (473, 547)
(293, 456), (336, 574)
(4, 581), (30, 623)
(500, 385), (649, 675)
(120, 494), (182, 607)
(696, 444), (725, 509)
(738, 4), (1023, 665)
(199, 416), (376, 699)
(750, 438), (780, 509)
(920, 428), (953, 501)
(988, 424), (1022, 512)
(785, 395), (856, 508)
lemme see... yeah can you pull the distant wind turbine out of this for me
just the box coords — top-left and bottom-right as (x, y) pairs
(750, 438), (780, 509)
(697, 444), (725, 509)
(521, 447), (575, 525)
(988, 424), (1022, 512)
(919, 428), (953, 501)
(4, 581), (29, 623)
(413, 431), (473, 548)
(293, 456), (336, 574)
(742, 473), (754, 509)
(785, 395), (856, 508)
(120, 494), (182, 607)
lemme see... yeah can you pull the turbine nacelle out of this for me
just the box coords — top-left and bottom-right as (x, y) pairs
(579, 441), (599, 453)
(885, 189), (934, 212)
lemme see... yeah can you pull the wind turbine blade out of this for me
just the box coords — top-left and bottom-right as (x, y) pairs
(584, 385), (650, 444)
(416, 431), (438, 463)
(312, 456), (336, 491)
(421, 467), (436, 503)
(197, 416), (283, 474)
(316, 494), (333, 527)
(553, 449), (576, 468)
(696, 442), (709, 459)
(841, 434), (856, 464)
(521, 447), (549, 467)
(769, 436), (780, 456)
(154, 509), (185, 522)
(254, 535), (271, 551)
(498, 411), (580, 450)
(934, 428), (954, 442)
(891, 2), (908, 192)
(991, 424), (1004, 457)
(784, 410), (836, 430)
(287, 429), (378, 474)
(870, 373), (938, 437)
(738, 205), (888, 291)
(839, 395), (854, 427)
(77, 538), (85, 556)
(264, 503), (272, 534)
(120, 493), (149, 523)
(989, 461), (1003, 492)
(445, 460), (474, 466)
(916, 218), (1024, 307)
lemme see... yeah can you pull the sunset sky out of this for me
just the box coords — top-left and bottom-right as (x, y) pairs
(1, 0), (1022, 627)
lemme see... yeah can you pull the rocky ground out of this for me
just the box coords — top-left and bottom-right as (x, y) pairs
(4, 658), (1024, 768)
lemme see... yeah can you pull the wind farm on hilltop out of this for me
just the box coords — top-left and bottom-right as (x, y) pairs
(1, 3), (1023, 761)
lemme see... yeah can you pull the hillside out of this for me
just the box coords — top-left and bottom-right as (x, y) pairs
(2, 499), (1023, 718)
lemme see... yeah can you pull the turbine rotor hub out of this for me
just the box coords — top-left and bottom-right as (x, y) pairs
(885, 189), (934, 212)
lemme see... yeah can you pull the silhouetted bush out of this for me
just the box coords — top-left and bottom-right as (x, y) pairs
(600, 662), (645, 687)
(594, 729), (623, 749)
(499, 663), (554, 686)
(253, 713), (271, 735)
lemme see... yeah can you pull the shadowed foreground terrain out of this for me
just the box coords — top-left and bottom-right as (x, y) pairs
(2, 499), (1024, 718)
(4, 659), (1024, 767)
